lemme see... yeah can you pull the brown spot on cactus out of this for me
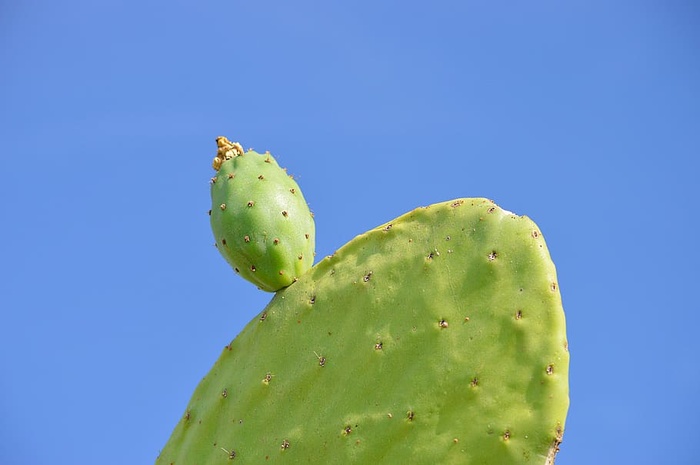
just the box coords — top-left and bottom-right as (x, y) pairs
(516, 310), (523, 320)
(547, 434), (563, 465)
(281, 439), (290, 450)
(488, 250), (498, 261)
(282, 210), (288, 217)
(407, 410), (415, 421)
(439, 319), (449, 328)
(546, 364), (555, 375)
(221, 388), (228, 398)
(220, 203), (226, 210)
(243, 235), (250, 243)
(503, 430), (511, 441)
(258, 174), (264, 180)
(247, 201), (254, 207)
(290, 188), (296, 194)
(374, 342), (383, 350)
(363, 271), (372, 282)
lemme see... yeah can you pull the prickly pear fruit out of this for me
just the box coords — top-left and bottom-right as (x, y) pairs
(159, 198), (569, 464)
(209, 137), (315, 292)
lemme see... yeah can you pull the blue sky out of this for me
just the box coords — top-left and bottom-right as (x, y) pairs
(1, 1), (698, 464)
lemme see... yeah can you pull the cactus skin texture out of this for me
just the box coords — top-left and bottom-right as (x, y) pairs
(160, 198), (569, 464)
(210, 137), (315, 292)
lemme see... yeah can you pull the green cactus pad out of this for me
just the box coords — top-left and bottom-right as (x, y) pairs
(160, 198), (569, 464)
(210, 137), (315, 292)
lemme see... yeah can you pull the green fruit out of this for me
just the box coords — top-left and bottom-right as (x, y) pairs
(160, 198), (569, 464)
(209, 137), (315, 292)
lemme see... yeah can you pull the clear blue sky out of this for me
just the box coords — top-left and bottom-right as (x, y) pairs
(1, 1), (698, 464)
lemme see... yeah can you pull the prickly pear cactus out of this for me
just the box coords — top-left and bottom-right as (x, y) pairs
(209, 137), (315, 292)
(159, 198), (569, 464)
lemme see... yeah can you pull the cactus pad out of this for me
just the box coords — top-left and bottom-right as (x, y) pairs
(160, 198), (569, 464)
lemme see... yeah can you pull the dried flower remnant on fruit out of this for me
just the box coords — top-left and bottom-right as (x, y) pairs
(212, 137), (245, 171)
